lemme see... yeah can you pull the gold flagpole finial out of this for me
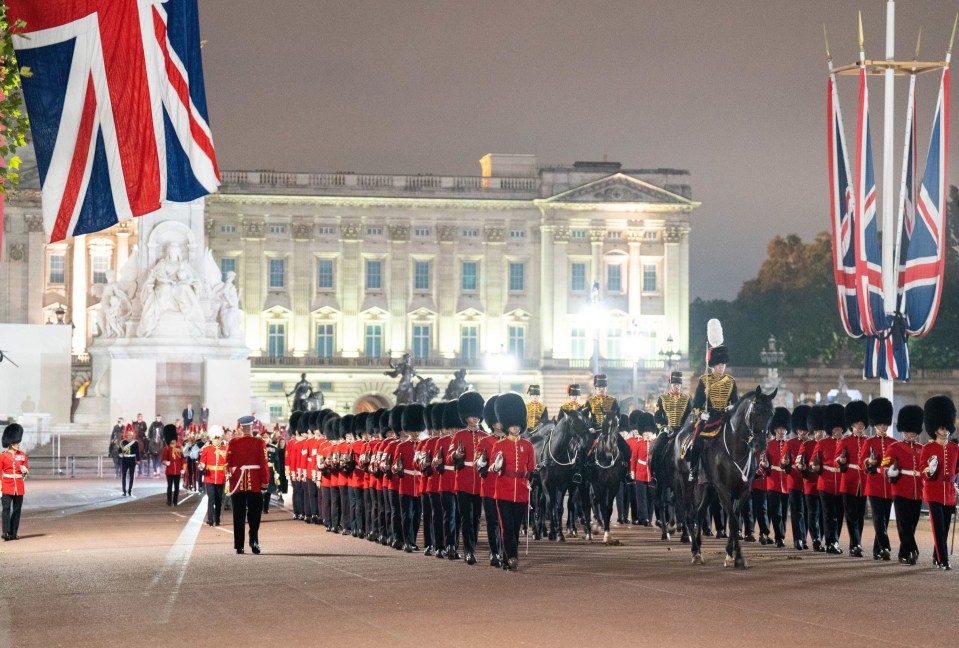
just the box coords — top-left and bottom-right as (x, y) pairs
(824, 24), (832, 61)
(858, 11), (865, 55)
(948, 14), (958, 56)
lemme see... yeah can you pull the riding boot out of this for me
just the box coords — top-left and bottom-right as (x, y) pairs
(686, 442), (701, 483)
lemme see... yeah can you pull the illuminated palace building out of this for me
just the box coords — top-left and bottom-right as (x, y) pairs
(2, 154), (697, 417)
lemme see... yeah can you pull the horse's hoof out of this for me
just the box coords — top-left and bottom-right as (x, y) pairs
(603, 531), (610, 544)
(667, 522), (678, 534)
(692, 554), (705, 565)
(724, 554), (734, 568)
(558, 535), (565, 543)
(661, 533), (669, 541)
(735, 558), (748, 570)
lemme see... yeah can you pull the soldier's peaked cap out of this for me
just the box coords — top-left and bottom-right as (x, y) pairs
(457, 391), (485, 421)
(924, 395), (956, 435)
(402, 403), (427, 433)
(442, 401), (462, 430)
(867, 397), (893, 427)
(495, 393), (528, 433)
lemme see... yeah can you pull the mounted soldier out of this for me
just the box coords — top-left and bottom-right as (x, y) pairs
(654, 371), (691, 435)
(560, 384), (582, 412)
(581, 374), (619, 431)
(526, 384), (549, 430)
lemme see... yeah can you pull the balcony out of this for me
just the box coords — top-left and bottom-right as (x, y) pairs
(249, 355), (543, 370)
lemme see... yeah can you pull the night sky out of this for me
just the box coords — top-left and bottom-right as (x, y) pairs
(198, 0), (959, 300)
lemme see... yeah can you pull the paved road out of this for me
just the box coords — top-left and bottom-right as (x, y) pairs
(1, 479), (956, 647)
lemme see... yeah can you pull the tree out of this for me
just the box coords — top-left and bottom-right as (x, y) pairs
(1, 7), (30, 195)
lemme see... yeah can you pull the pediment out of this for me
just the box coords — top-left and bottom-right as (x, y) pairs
(310, 294), (341, 313)
(262, 292), (292, 313)
(544, 174), (692, 205)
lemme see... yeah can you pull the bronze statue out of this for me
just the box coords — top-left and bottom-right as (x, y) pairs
(286, 373), (315, 412)
(443, 368), (470, 400)
(385, 353), (418, 404)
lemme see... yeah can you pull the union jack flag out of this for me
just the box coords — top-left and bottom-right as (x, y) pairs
(8, 0), (219, 242)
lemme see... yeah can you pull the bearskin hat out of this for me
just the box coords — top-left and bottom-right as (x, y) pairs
(527, 384), (541, 396)
(867, 398), (893, 427)
(374, 408), (389, 435)
(567, 384), (581, 397)
(322, 414), (339, 439)
(619, 414), (630, 432)
(896, 404), (924, 434)
(706, 319), (729, 367)
(430, 402), (446, 431)
(365, 410), (378, 435)
(769, 407), (790, 432)
(824, 403), (846, 432)
(628, 410), (643, 431)
(288, 411), (303, 433)
(2, 423), (24, 448)
(806, 405), (825, 432)
(458, 390), (485, 422)
(162, 423), (178, 445)
(354, 412), (369, 436)
(593, 374), (608, 388)
(494, 392), (527, 434)
(424, 403), (436, 429)
(402, 403), (427, 434)
(791, 404), (811, 433)
(442, 400), (462, 430)
(924, 395), (957, 436)
(640, 412), (658, 434)
(844, 400), (868, 428)
(483, 395), (499, 432)
(307, 410), (322, 431)
(296, 410), (310, 435)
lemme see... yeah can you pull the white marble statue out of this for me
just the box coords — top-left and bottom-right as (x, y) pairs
(216, 270), (243, 339)
(96, 269), (133, 338)
(136, 242), (205, 337)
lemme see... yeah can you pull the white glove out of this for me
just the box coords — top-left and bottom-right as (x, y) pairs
(163, 461), (170, 467)
(927, 455), (939, 475)
(20, 465), (28, 474)
(885, 464), (900, 479)
(492, 452), (505, 474)
(700, 412), (709, 422)
(475, 453), (488, 469)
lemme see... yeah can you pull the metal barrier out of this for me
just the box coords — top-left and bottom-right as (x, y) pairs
(27, 455), (111, 479)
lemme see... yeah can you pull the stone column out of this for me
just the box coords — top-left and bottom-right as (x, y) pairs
(436, 225), (457, 358)
(292, 221), (313, 355)
(339, 221), (362, 357)
(71, 235), (87, 353)
(589, 228), (605, 290)
(677, 224), (690, 356)
(26, 215), (46, 324)
(388, 222), (410, 354)
(116, 221), (132, 271)
(551, 225), (570, 359)
(627, 230), (643, 320)
(664, 225), (683, 354)
(483, 225), (506, 354)
(539, 222), (554, 359)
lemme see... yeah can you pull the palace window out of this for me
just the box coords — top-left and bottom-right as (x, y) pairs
(463, 228), (479, 238)
(570, 328), (588, 359)
(91, 253), (110, 285)
(607, 231), (623, 239)
(316, 324), (334, 358)
(269, 405), (284, 420)
(365, 323), (383, 358)
(462, 262), (477, 291)
(269, 224), (287, 235)
(508, 262), (524, 292)
(366, 260), (382, 290)
(414, 261), (430, 291)
(268, 258), (285, 288)
(220, 224), (237, 234)
(267, 322), (286, 357)
(510, 229), (526, 239)
(317, 259), (334, 289)
(49, 255), (65, 285)
(317, 226), (335, 235)
(460, 325), (478, 360)
(220, 257), (236, 283)
(607, 264), (623, 292)
(367, 226), (383, 236)
(643, 230), (658, 240)
(571, 263), (586, 292)
(643, 264), (658, 292)
(412, 325), (431, 359)
(571, 229), (588, 239)
(414, 227), (431, 237)
(508, 325), (525, 358)
(606, 328), (623, 360)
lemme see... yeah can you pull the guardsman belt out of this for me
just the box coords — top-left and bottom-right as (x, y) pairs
(501, 469), (530, 480)
(2, 473), (23, 479)
(636, 459), (647, 466)
(846, 464), (861, 471)
(770, 466), (784, 472)
(402, 469), (420, 477)
(900, 469), (919, 476)
(823, 466), (839, 473)
(206, 465), (225, 471)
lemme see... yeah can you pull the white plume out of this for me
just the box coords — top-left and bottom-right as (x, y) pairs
(707, 319), (724, 347)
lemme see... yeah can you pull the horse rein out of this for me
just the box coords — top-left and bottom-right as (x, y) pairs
(723, 398), (757, 483)
(546, 419), (579, 467)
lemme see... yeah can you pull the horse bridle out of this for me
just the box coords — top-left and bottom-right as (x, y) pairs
(723, 397), (761, 483)
(546, 418), (579, 467)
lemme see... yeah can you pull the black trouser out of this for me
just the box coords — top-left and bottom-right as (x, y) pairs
(339, 485), (351, 530)
(205, 483), (224, 524)
(709, 497), (726, 534)
(377, 488), (389, 537)
(441, 491), (459, 550)
(351, 487), (366, 535)
(615, 482), (629, 522)
(321, 485), (332, 527)
(400, 493), (421, 547)
(231, 491), (263, 551)
(457, 491), (482, 555)
(166, 474), (180, 504)
(868, 495), (892, 556)
(363, 487), (374, 534)
(120, 460), (136, 494)
(842, 492), (866, 550)
(805, 492), (822, 543)
(421, 494), (434, 549)
(290, 480), (301, 516)
(330, 486), (343, 529)
(767, 490), (788, 541)
(483, 496), (502, 559)
(2, 494), (24, 538)
(788, 489), (806, 544)
(496, 499), (525, 562)
(113, 457), (120, 478)
(819, 491), (844, 547)
(429, 492), (444, 550)
(928, 500), (955, 567)
(368, 488), (379, 535)
(262, 490), (271, 513)
(744, 490), (769, 537)
(893, 496), (922, 560)
(388, 489), (402, 541)
(634, 482), (650, 523)
(307, 480), (320, 519)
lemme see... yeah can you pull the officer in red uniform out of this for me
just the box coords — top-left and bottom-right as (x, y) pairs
(799, 406), (825, 552)
(449, 391), (488, 565)
(745, 442), (770, 544)
(396, 404), (424, 552)
(304, 411), (321, 525)
(861, 397), (894, 560)
(477, 395), (504, 566)
(881, 404), (924, 565)
(351, 412), (370, 538)
(367, 411), (385, 542)
(226, 416), (270, 554)
(2, 424), (29, 541)
(491, 392), (535, 572)
(425, 404), (445, 557)
(785, 404), (810, 550)
(415, 403), (435, 554)
(837, 400), (868, 557)
(765, 407), (791, 548)
(628, 412), (656, 526)
(920, 395), (958, 570)
(812, 403), (846, 554)
(383, 408), (403, 548)
(284, 412), (302, 520)
(436, 402), (462, 559)
(161, 424), (184, 506)
(198, 427), (227, 526)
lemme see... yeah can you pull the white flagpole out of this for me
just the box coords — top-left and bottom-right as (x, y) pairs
(880, 0), (895, 402)
(893, 67), (917, 292)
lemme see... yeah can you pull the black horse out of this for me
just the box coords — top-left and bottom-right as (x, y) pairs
(523, 422), (550, 540)
(534, 409), (590, 542)
(583, 415), (630, 545)
(672, 387), (774, 568)
(648, 430), (680, 541)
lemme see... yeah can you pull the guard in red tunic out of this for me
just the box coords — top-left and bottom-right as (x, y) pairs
(436, 402), (462, 559)
(415, 403), (436, 554)
(425, 404), (445, 557)
(284, 412), (302, 520)
(477, 395), (504, 566)
(881, 404), (924, 565)
(812, 403), (846, 554)
(836, 400), (868, 557)
(628, 412), (655, 526)
(161, 424), (184, 506)
(862, 397), (894, 560)
(765, 407), (791, 548)
(491, 392), (535, 572)
(304, 411), (322, 525)
(383, 408), (403, 548)
(785, 404), (811, 550)
(2, 424), (29, 541)
(367, 411), (387, 542)
(745, 445), (770, 544)
(396, 404), (425, 552)
(226, 416), (270, 554)
(798, 406), (824, 552)
(920, 395), (958, 570)
(449, 391), (488, 565)
(351, 412), (371, 539)
(198, 427), (227, 526)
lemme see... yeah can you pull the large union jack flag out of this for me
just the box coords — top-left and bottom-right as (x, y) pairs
(8, 0), (219, 242)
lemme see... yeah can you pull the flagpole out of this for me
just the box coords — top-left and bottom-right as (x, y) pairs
(880, 0), (895, 403)
(892, 35), (919, 300)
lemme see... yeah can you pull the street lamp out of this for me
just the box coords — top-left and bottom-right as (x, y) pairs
(658, 335), (681, 374)
(759, 334), (784, 367)
(486, 346), (516, 393)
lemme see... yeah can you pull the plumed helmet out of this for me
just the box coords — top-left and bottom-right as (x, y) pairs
(527, 384), (541, 396)
(867, 397), (893, 427)
(2, 423), (24, 448)
(162, 424), (179, 445)
(567, 384), (581, 397)
(288, 411), (303, 433)
(807, 405), (826, 432)
(389, 406), (405, 434)
(483, 395), (499, 432)
(442, 400), (462, 430)
(457, 391), (485, 422)
(791, 404), (811, 433)
(640, 412), (658, 434)
(706, 319), (729, 367)
(430, 402), (446, 431)
(824, 403), (846, 432)
(923, 395), (957, 436)
(402, 403), (427, 434)
(844, 400), (868, 428)
(494, 392), (528, 434)
(896, 404), (924, 434)
(769, 407), (790, 432)
(628, 410), (643, 431)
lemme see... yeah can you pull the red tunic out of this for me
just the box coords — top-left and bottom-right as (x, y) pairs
(860, 435), (894, 499)
(813, 437), (841, 495)
(305, 436), (318, 481)
(0, 448), (29, 496)
(199, 444), (227, 485)
(349, 440), (366, 489)
(837, 434), (866, 496)
(784, 438), (805, 492)
(492, 436), (535, 503)
(628, 438), (650, 482)
(800, 439), (819, 496)
(161, 445), (184, 476)
(359, 440), (372, 489)
(424, 437), (441, 494)
(414, 437), (430, 494)
(226, 435), (270, 493)
(881, 440), (924, 500)
(920, 441), (959, 506)
(751, 463), (768, 492)
(477, 435), (499, 499)
(765, 438), (789, 494)
(284, 437), (298, 481)
(368, 440), (383, 491)
(449, 428), (488, 495)
(395, 438), (418, 496)
(435, 435), (456, 493)
(381, 439), (398, 491)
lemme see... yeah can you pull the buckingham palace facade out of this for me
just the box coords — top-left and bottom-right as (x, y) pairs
(2, 153), (697, 418)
